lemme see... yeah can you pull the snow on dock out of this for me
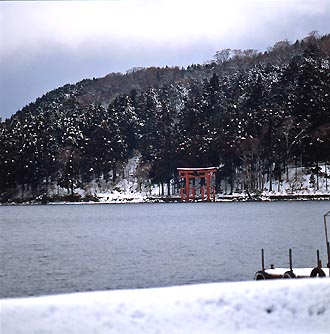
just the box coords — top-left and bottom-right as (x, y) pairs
(265, 267), (329, 278)
(2, 278), (330, 334)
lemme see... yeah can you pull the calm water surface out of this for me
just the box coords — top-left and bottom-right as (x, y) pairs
(1, 201), (329, 298)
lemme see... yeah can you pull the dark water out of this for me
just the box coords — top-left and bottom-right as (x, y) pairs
(1, 201), (329, 298)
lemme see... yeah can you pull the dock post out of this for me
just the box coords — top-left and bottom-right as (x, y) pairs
(324, 211), (330, 277)
(316, 249), (322, 268)
(327, 241), (330, 275)
(261, 249), (265, 271)
(289, 248), (293, 272)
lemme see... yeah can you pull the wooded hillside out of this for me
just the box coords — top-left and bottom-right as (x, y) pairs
(1, 33), (329, 202)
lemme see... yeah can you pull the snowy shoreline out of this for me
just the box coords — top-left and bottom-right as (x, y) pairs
(2, 156), (330, 206)
(2, 278), (330, 334)
(1, 192), (330, 206)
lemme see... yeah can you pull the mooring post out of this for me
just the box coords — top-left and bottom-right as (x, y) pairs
(324, 211), (330, 277)
(317, 249), (321, 268)
(327, 241), (330, 276)
(289, 248), (293, 272)
(261, 248), (265, 271)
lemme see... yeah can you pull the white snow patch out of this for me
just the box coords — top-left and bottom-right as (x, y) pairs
(2, 279), (330, 334)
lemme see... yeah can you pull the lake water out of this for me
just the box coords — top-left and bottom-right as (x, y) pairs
(1, 201), (329, 298)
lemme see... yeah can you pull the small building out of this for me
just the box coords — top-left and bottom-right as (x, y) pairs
(177, 167), (217, 202)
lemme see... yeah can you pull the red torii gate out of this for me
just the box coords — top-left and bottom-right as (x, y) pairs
(177, 167), (217, 202)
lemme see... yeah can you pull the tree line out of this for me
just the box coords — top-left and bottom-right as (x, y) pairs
(0, 33), (329, 201)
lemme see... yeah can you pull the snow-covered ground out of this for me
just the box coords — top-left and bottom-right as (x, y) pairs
(224, 163), (330, 198)
(78, 161), (330, 202)
(2, 278), (330, 334)
(55, 161), (330, 203)
(7, 154), (330, 203)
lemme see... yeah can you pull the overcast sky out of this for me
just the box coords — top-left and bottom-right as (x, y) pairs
(1, 0), (329, 120)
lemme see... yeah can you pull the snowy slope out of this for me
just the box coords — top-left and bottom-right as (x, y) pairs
(2, 278), (330, 334)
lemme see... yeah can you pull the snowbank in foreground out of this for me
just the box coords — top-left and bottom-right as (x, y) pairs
(2, 279), (330, 334)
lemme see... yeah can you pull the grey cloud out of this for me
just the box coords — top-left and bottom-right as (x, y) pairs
(0, 40), (214, 119)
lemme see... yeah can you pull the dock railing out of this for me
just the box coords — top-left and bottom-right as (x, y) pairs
(255, 211), (330, 280)
(324, 211), (330, 277)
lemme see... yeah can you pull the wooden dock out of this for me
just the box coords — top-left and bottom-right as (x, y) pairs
(255, 211), (330, 280)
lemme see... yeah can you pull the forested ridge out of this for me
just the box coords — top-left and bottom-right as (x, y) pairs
(1, 33), (330, 202)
